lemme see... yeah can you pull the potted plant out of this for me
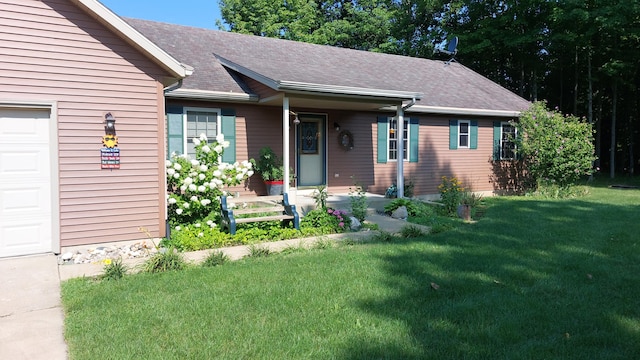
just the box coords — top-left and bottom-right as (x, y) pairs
(252, 146), (285, 195)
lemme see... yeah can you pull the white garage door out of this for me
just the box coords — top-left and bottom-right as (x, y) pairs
(0, 108), (54, 257)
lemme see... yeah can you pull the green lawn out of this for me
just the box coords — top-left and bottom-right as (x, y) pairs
(62, 183), (640, 359)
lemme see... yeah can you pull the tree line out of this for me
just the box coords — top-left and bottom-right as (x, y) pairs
(218, 0), (640, 178)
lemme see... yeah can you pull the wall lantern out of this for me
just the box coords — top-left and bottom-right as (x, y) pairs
(334, 122), (341, 131)
(290, 111), (300, 125)
(102, 112), (118, 149)
(104, 112), (116, 136)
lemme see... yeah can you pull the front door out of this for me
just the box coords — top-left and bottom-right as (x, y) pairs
(296, 114), (326, 187)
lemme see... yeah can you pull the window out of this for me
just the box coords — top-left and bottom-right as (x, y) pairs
(377, 116), (419, 163)
(166, 106), (236, 163)
(186, 110), (218, 157)
(492, 121), (517, 160)
(388, 117), (409, 161)
(449, 120), (477, 150)
(458, 120), (470, 148)
(500, 122), (517, 160)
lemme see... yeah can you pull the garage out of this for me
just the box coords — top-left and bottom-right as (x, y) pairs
(0, 107), (58, 258)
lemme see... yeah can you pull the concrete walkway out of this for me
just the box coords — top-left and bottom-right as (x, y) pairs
(0, 254), (68, 359)
(0, 211), (425, 359)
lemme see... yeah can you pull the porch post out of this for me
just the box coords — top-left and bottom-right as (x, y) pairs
(396, 104), (404, 198)
(283, 96), (290, 194)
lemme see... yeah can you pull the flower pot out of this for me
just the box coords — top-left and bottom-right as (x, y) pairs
(264, 180), (284, 195)
(457, 204), (471, 221)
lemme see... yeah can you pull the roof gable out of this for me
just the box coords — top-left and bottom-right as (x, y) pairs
(71, 0), (188, 80)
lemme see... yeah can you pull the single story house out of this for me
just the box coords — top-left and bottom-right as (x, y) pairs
(0, 0), (528, 258)
(126, 17), (530, 197)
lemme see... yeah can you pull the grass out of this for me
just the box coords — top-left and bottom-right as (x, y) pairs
(62, 183), (640, 359)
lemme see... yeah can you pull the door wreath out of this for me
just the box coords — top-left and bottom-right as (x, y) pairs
(338, 130), (354, 150)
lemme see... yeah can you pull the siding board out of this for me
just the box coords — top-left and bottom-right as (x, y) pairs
(0, 0), (171, 247)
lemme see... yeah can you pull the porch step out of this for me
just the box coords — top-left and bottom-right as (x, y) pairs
(292, 191), (392, 216)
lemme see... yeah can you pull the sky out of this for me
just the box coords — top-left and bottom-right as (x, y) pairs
(99, 0), (223, 30)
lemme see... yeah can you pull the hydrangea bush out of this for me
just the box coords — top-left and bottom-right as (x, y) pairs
(166, 133), (253, 228)
(163, 134), (356, 252)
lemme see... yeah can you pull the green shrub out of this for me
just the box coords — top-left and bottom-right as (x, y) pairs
(202, 251), (229, 267)
(400, 225), (425, 238)
(311, 238), (334, 250)
(429, 221), (455, 234)
(528, 183), (591, 199)
(142, 249), (187, 273)
(302, 208), (351, 233)
(372, 231), (396, 242)
(279, 243), (307, 255)
(312, 185), (328, 209)
(247, 245), (271, 258)
(438, 176), (465, 216)
(460, 191), (484, 207)
(411, 201), (437, 218)
(384, 198), (420, 216)
(516, 101), (596, 191)
(164, 222), (236, 251)
(349, 178), (368, 223)
(101, 258), (127, 281)
(404, 178), (415, 198)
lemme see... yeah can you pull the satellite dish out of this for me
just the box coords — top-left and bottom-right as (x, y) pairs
(437, 36), (458, 64)
(442, 36), (458, 55)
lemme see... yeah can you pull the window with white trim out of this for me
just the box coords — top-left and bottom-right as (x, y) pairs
(167, 106), (237, 163)
(458, 120), (470, 148)
(388, 117), (409, 161)
(500, 122), (517, 160)
(185, 109), (220, 157)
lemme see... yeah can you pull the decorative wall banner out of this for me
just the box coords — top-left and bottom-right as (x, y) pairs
(101, 148), (120, 169)
(101, 112), (120, 169)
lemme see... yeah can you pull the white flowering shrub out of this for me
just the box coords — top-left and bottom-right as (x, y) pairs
(166, 133), (253, 227)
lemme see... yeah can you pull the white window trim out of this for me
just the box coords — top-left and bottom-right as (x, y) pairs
(500, 121), (517, 160)
(182, 107), (221, 156)
(387, 116), (410, 162)
(458, 120), (470, 149)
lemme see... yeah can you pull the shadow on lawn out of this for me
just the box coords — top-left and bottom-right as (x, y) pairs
(340, 193), (640, 359)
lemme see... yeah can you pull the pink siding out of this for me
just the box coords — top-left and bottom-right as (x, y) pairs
(171, 101), (504, 197)
(0, 0), (171, 246)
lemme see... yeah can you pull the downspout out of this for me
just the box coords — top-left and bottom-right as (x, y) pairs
(162, 78), (183, 241)
(403, 98), (416, 111)
(396, 98), (416, 199)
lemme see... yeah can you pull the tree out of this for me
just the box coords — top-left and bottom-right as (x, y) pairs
(218, 0), (395, 51)
(515, 102), (596, 190)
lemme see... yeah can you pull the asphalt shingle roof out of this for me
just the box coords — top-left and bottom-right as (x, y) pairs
(126, 18), (530, 112)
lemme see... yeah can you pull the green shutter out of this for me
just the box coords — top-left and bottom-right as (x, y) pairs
(449, 120), (458, 149)
(409, 117), (419, 162)
(166, 105), (183, 158)
(493, 121), (501, 160)
(377, 116), (388, 163)
(221, 108), (236, 163)
(470, 120), (478, 150)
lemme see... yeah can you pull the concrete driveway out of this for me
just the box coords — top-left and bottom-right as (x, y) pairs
(0, 254), (67, 359)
